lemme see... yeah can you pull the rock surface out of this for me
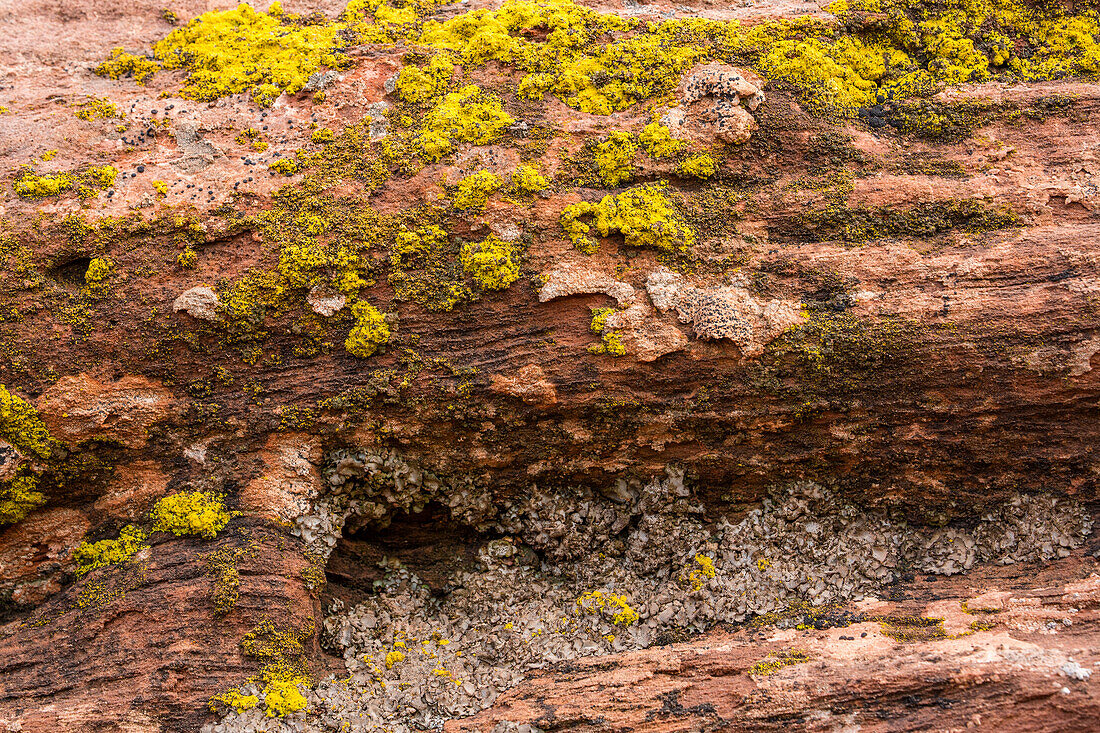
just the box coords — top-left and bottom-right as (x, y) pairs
(0, 0), (1098, 731)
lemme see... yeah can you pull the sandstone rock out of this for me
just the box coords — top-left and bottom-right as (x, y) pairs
(91, 460), (169, 521)
(0, 508), (88, 609)
(0, 439), (24, 483)
(490, 364), (558, 405)
(663, 62), (766, 145)
(239, 433), (323, 523)
(38, 374), (177, 449)
(307, 285), (347, 317)
(172, 286), (221, 322)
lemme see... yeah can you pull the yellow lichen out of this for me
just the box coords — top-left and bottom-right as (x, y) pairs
(0, 385), (52, 458)
(0, 476), (47, 527)
(210, 689), (259, 714)
(151, 3), (349, 107)
(150, 490), (235, 539)
(594, 131), (637, 186)
(575, 590), (639, 626)
(211, 617), (313, 718)
(72, 525), (149, 576)
(679, 153), (717, 179)
(749, 649), (810, 675)
(511, 163), (549, 193)
(396, 53), (456, 104)
(95, 47), (159, 84)
(177, 246), (197, 268)
(416, 85), (513, 161)
(344, 301), (391, 358)
(75, 97), (120, 121)
(269, 158), (300, 176)
(639, 121), (685, 158)
(683, 553), (716, 590)
(460, 235), (519, 290)
(84, 257), (112, 285)
(561, 183), (695, 254)
(13, 170), (73, 199)
(451, 170), (502, 212)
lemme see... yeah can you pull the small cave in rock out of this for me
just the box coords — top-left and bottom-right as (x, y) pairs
(49, 255), (93, 286)
(321, 502), (487, 611)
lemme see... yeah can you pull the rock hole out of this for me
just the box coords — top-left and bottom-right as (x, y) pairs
(50, 255), (93, 285)
(322, 501), (484, 610)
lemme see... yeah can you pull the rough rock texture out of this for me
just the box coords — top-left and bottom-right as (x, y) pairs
(452, 552), (1100, 733)
(0, 0), (1099, 730)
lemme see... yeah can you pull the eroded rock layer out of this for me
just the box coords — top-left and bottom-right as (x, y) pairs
(1, 0), (1100, 731)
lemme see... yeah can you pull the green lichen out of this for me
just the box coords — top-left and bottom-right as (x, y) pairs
(150, 490), (235, 539)
(345, 301), (391, 358)
(460, 235), (520, 290)
(72, 525), (148, 576)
